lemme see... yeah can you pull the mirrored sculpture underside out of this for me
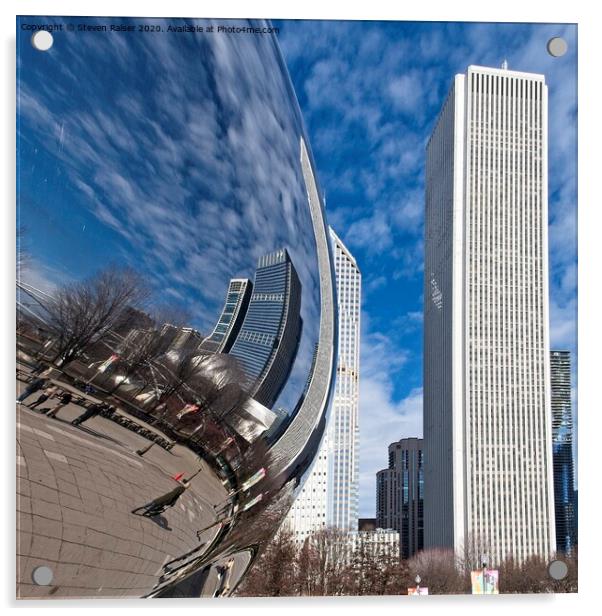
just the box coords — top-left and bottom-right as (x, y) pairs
(16, 16), (336, 598)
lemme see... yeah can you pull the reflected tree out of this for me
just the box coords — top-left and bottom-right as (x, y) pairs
(41, 266), (149, 368)
(108, 328), (168, 395)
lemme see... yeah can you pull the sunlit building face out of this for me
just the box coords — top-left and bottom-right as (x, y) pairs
(16, 17), (336, 599)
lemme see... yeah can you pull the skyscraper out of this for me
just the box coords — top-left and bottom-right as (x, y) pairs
(550, 350), (576, 554)
(228, 249), (302, 409)
(200, 279), (253, 354)
(284, 227), (361, 540)
(423, 65), (556, 564)
(328, 228), (361, 531)
(376, 438), (424, 559)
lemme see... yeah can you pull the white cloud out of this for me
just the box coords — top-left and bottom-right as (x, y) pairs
(357, 326), (422, 516)
(391, 309), (424, 336)
(18, 258), (70, 296)
(346, 210), (393, 253)
(358, 380), (423, 517)
(364, 275), (387, 295)
(387, 72), (425, 114)
(549, 296), (577, 351)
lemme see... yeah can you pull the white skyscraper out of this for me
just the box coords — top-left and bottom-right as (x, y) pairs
(423, 65), (556, 564)
(284, 227), (361, 540)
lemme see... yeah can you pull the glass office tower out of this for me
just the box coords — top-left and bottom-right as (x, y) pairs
(228, 249), (302, 409)
(200, 279), (253, 354)
(376, 438), (424, 559)
(550, 350), (576, 554)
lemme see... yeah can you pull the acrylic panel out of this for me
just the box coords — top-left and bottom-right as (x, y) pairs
(16, 16), (577, 599)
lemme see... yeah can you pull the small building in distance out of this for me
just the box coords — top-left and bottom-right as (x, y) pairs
(376, 437), (424, 559)
(358, 518), (376, 532)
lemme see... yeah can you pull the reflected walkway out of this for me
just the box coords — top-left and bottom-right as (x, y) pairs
(16, 379), (228, 598)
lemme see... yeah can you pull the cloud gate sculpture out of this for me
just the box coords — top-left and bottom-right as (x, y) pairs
(16, 16), (336, 599)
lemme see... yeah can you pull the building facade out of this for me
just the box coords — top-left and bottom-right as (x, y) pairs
(345, 529), (400, 563)
(550, 350), (576, 554)
(200, 278), (253, 354)
(228, 249), (302, 408)
(167, 326), (204, 357)
(377, 438), (424, 559)
(284, 227), (361, 540)
(423, 65), (556, 564)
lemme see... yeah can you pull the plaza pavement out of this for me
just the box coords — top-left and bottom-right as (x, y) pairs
(16, 384), (229, 599)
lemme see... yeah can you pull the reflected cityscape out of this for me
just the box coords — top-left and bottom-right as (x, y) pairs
(17, 15), (335, 598)
(18, 245), (304, 463)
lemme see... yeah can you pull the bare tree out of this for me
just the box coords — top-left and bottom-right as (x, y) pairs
(497, 551), (577, 594)
(107, 327), (167, 394)
(41, 266), (149, 367)
(149, 302), (193, 329)
(235, 527), (299, 597)
(344, 533), (382, 595)
(299, 527), (350, 596)
(235, 530), (577, 597)
(148, 351), (207, 413)
(549, 549), (578, 594)
(407, 548), (466, 594)
(380, 554), (411, 594)
(457, 531), (494, 576)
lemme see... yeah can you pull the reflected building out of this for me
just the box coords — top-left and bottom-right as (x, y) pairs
(550, 350), (576, 554)
(200, 279), (253, 354)
(376, 438), (424, 559)
(228, 249), (302, 409)
(224, 397), (277, 445)
(158, 324), (180, 350)
(284, 228), (360, 539)
(167, 327), (204, 356)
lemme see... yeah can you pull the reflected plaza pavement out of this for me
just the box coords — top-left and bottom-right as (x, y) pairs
(17, 371), (227, 598)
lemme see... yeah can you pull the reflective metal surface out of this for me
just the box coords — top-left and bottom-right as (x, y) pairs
(16, 16), (336, 599)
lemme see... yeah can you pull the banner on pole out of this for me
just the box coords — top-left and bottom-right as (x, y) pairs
(408, 587), (429, 595)
(471, 569), (499, 594)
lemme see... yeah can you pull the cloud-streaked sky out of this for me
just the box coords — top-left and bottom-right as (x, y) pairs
(274, 20), (578, 515)
(17, 16), (325, 417)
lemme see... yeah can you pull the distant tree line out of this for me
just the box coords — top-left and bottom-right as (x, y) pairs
(235, 527), (578, 596)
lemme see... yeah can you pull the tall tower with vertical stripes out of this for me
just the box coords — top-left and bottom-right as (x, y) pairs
(423, 65), (556, 564)
(284, 227), (361, 540)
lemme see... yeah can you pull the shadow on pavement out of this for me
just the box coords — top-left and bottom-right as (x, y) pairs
(74, 424), (126, 446)
(149, 515), (172, 531)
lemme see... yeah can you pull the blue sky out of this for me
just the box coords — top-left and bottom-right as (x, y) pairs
(274, 20), (578, 516)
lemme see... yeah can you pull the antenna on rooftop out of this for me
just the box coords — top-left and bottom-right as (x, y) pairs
(501, 59), (508, 70)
